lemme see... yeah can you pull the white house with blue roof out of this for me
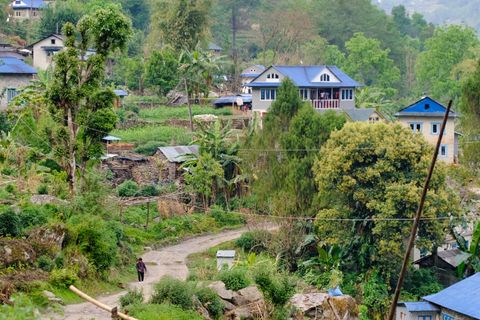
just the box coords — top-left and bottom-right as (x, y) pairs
(9, 0), (50, 20)
(397, 273), (480, 320)
(0, 57), (37, 109)
(395, 97), (459, 164)
(240, 65), (266, 94)
(249, 65), (362, 113)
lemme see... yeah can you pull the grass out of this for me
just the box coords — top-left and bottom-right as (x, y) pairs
(139, 105), (232, 122)
(128, 303), (203, 320)
(111, 125), (192, 146)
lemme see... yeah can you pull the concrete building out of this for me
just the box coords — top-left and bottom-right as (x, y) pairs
(28, 34), (64, 71)
(9, 0), (50, 20)
(395, 97), (459, 164)
(240, 65), (265, 94)
(0, 57), (37, 109)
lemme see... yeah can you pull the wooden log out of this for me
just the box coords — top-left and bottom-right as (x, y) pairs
(69, 285), (138, 320)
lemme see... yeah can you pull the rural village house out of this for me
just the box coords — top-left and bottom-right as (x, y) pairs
(28, 34), (64, 71)
(9, 0), (50, 20)
(240, 64), (265, 94)
(395, 96), (459, 164)
(0, 57), (37, 109)
(396, 273), (480, 320)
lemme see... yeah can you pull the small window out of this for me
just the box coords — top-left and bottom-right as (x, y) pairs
(425, 103), (430, 110)
(15, 11), (21, 17)
(418, 316), (432, 320)
(440, 145), (448, 157)
(51, 39), (56, 45)
(260, 89), (276, 101)
(341, 89), (353, 100)
(442, 314), (455, 320)
(409, 122), (422, 133)
(6, 88), (18, 102)
(299, 89), (309, 100)
(320, 73), (330, 82)
(266, 73), (279, 79)
(432, 123), (439, 134)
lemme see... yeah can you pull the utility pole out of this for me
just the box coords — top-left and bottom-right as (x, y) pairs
(231, 2), (238, 93)
(386, 100), (453, 320)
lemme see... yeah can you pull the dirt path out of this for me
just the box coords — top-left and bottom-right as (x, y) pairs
(45, 226), (265, 320)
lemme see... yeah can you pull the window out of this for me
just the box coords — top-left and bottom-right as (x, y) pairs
(299, 89), (309, 100)
(15, 11), (21, 17)
(432, 123), (439, 135)
(341, 89), (353, 100)
(6, 88), (18, 102)
(369, 116), (380, 123)
(260, 89), (276, 101)
(409, 122), (423, 133)
(320, 73), (330, 82)
(442, 313), (455, 320)
(266, 73), (279, 79)
(51, 39), (56, 45)
(440, 145), (448, 157)
(418, 316), (432, 320)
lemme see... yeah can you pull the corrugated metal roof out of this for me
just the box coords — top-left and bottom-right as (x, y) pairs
(158, 145), (199, 163)
(208, 43), (222, 51)
(250, 65), (361, 88)
(11, 0), (46, 9)
(343, 108), (380, 122)
(438, 249), (471, 267)
(399, 302), (439, 312)
(423, 273), (480, 319)
(395, 97), (457, 118)
(114, 89), (128, 97)
(0, 57), (37, 74)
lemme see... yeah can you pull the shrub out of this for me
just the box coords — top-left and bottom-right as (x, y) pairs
(151, 277), (193, 309)
(0, 294), (39, 320)
(252, 265), (296, 306)
(235, 230), (272, 253)
(362, 272), (389, 318)
(209, 206), (245, 227)
(128, 303), (203, 320)
(5, 184), (15, 193)
(18, 205), (50, 229)
(195, 287), (224, 319)
(49, 268), (78, 288)
(0, 208), (21, 236)
(120, 289), (144, 308)
(403, 268), (443, 298)
(138, 185), (160, 197)
(1, 167), (15, 176)
(37, 184), (48, 195)
(37, 255), (54, 272)
(117, 180), (139, 197)
(218, 267), (251, 291)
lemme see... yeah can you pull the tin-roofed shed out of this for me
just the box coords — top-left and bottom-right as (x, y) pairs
(155, 145), (199, 181)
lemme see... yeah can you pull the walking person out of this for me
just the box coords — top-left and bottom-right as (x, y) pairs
(136, 258), (147, 282)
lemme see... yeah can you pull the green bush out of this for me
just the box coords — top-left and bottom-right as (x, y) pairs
(36, 184), (48, 195)
(195, 287), (224, 319)
(252, 265), (296, 305)
(49, 268), (78, 288)
(403, 268), (443, 298)
(1, 167), (15, 176)
(128, 303), (203, 320)
(0, 294), (40, 320)
(235, 230), (272, 253)
(134, 141), (166, 155)
(18, 205), (50, 229)
(151, 277), (193, 309)
(37, 255), (54, 272)
(120, 289), (144, 308)
(5, 184), (15, 193)
(209, 206), (245, 227)
(117, 180), (139, 197)
(218, 267), (251, 291)
(0, 208), (21, 236)
(73, 216), (118, 272)
(138, 185), (160, 197)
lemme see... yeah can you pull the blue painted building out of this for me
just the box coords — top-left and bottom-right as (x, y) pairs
(395, 97), (459, 164)
(397, 273), (480, 320)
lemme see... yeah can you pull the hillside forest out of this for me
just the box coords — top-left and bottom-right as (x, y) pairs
(0, 0), (480, 320)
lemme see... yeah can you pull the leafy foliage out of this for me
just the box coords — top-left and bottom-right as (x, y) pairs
(218, 267), (251, 291)
(195, 287), (225, 319)
(151, 276), (193, 309)
(120, 289), (144, 307)
(128, 303), (203, 320)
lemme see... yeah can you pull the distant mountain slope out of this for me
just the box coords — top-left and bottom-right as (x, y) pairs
(375, 0), (480, 32)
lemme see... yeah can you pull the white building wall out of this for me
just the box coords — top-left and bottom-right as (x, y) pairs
(32, 36), (64, 71)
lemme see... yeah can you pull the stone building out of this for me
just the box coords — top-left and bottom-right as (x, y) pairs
(0, 57), (37, 109)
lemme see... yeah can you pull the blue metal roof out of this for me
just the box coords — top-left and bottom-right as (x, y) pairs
(395, 96), (457, 118)
(240, 73), (261, 78)
(249, 65), (361, 88)
(114, 89), (128, 97)
(0, 57), (37, 74)
(400, 302), (439, 312)
(11, 0), (46, 9)
(423, 273), (480, 319)
(208, 43), (222, 51)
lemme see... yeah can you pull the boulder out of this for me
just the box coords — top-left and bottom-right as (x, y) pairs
(28, 225), (66, 256)
(290, 293), (358, 320)
(0, 238), (36, 267)
(30, 195), (68, 206)
(222, 299), (236, 311)
(42, 290), (63, 305)
(208, 281), (234, 301)
(232, 286), (263, 306)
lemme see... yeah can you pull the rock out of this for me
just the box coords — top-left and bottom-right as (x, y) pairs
(222, 299), (236, 311)
(193, 296), (212, 320)
(208, 281), (234, 301)
(289, 292), (358, 320)
(42, 290), (63, 305)
(232, 286), (263, 306)
(28, 225), (66, 256)
(30, 195), (68, 206)
(0, 239), (36, 267)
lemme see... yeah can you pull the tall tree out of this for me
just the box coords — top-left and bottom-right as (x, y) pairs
(46, 7), (132, 195)
(144, 49), (179, 96)
(313, 122), (459, 280)
(416, 25), (479, 100)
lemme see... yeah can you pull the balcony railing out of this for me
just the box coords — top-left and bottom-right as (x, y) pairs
(312, 99), (339, 109)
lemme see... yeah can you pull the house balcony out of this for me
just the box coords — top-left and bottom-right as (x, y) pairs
(312, 99), (339, 109)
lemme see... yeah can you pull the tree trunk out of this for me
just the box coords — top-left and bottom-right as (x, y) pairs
(184, 78), (193, 131)
(67, 107), (77, 196)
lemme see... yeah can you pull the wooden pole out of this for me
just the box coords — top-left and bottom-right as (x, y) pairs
(386, 100), (453, 320)
(184, 78), (193, 131)
(69, 285), (138, 320)
(145, 201), (150, 229)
